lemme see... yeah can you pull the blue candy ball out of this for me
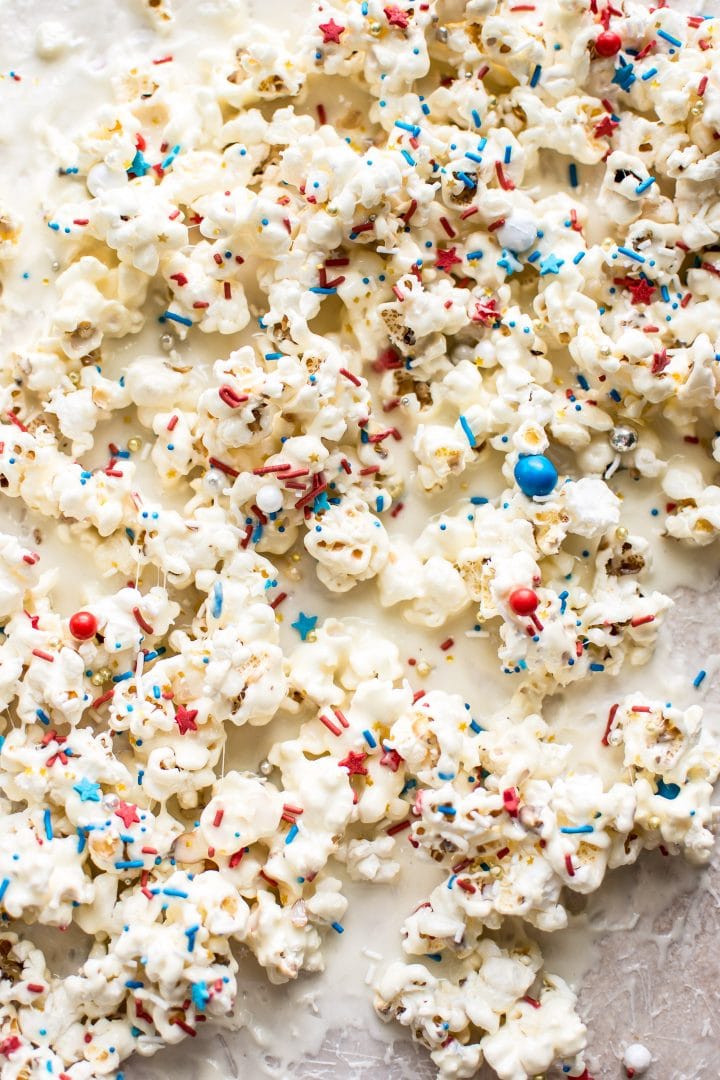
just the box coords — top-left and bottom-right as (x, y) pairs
(514, 454), (558, 497)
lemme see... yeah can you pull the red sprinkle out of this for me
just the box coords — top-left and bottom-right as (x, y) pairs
(339, 367), (362, 386)
(132, 606), (154, 635)
(495, 161), (515, 190)
(523, 995), (541, 1008)
(602, 703), (619, 746)
(152, 55), (173, 64)
(208, 457), (239, 478)
(564, 854), (575, 877)
(630, 614), (655, 627)
(440, 637), (454, 651)
(31, 649), (53, 662)
(27, 984), (45, 993)
(319, 714), (342, 737)
(213, 809), (225, 828)
(269, 592), (287, 610)
(387, 819), (412, 836)
(166, 415), (179, 431)
(439, 216), (456, 238)
(92, 689), (115, 709)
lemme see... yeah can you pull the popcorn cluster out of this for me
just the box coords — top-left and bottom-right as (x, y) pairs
(1, 0), (719, 1077)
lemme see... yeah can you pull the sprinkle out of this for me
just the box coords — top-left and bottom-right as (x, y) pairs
(657, 28), (682, 47)
(569, 163), (578, 187)
(454, 170), (475, 191)
(560, 825), (594, 834)
(339, 367), (361, 386)
(162, 887), (189, 898)
(211, 581), (223, 619)
(31, 649), (53, 662)
(387, 818), (411, 836)
(617, 246), (645, 263)
(331, 921), (345, 933)
(159, 311), (193, 327)
(602, 703), (619, 746)
(35, 708), (50, 725)
(440, 637), (454, 651)
(459, 414), (476, 447)
(132, 607), (154, 635)
(0, 879), (9, 903)
(465, 249), (483, 261)
(400, 149), (416, 167)
(495, 161), (514, 190)
(395, 120), (421, 137)
(641, 66), (658, 80)
(363, 729), (377, 748)
(309, 286), (337, 295)
(530, 64), (542, 87)
(635, 176), (656, 193)
(564, 854), (575, 876)
(693, 669), (707, 688)
(208, 456), (239, 478)
(471, 109), (481, 127)
(319, 714), (342, 737)
(285, 824), (299, 844)
(43, 809), (53, 841)
(573, 251), (586, 265)
(115, 860), (144, 870)
(438, 805), (456, 815)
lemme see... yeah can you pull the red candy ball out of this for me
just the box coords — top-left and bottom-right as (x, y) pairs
(69, 610), (98, 640)
(508, 588), (539, 616)
(595, 30), (622, 57)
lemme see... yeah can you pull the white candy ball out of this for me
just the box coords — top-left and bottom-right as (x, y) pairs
(496, 212), (537, 252)
(256, 484), (283, 514)
(623, 1043), (652, 1074)
(203, 468), (226, 493)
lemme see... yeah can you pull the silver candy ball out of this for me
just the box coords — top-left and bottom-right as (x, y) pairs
(102, 793), (120, 812)
(203, 468), (226, 493)
(160, 333), (174, 351)
(609, 424), (638, 453)
(258, 759), (273, 776)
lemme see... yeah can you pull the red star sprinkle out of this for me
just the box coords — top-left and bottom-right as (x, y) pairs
(115, 801), (140, 829)
(470, 298), (501, 326)
(593, 115), (618, 138)
(175, 704), (199, 735)
(319, 18), (345, 44)
(380, 748), (403, 772)
(435, 246), (462, 273)
(384, 5), (410, 28)
(627, 278), (656, 305)
(338, 750), (369, 775)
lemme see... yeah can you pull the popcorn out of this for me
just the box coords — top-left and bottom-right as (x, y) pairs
(2, 0), (719, 1077)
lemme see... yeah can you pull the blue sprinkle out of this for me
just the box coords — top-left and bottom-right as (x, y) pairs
(125, 980), (144, 989)
(527, 250), (542, 263)
(447, 875), (457, 889)
(471, 108), (481, 127)
(112, 671), (133, 683)
(641, 67), (658, 80)
(331, 921), (344, 934)
(421, 103), (430, 115)
(163, 887), (189, 898)
(438, 805), (456, 816)
(36, 708), (50, 725)
(503, 146), (512, 164)
(309, 286), (337, 294)
(425, 953), (443, 962)
(459, 414), (476, 447)
(212, 580), (223, 618)
(589, 662), (605, 672)
(693, 669), (707, 688)
(0, 879), (9, 903)
(470, 496), (488, 505)
(464, 151), (483, 164)
(635, 176), (656, 194)
(115, 860), (144, 870)
(395, 120), (421, 137)
(159, 311), (193, 327)
(560, 825), (594, 834)
(265, 352), (283, 360)
(656, 778), (681, 799)
(465, 249), (483, 261)
(661, 285), (670, 302)
(609, 388), (622, 402)
(617, 246), (645, 263)
(657, 29), (682, 47)
(285, 823), (299, 844)
(43, 809), (53, 841)
(376, 495), (384, 513)
(363, 729), (377, 748)
(456, 171), (476, 189)
(569, 163), (579, 188)
(577, 374), (589, 390)
(530, 64), (542, 88)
